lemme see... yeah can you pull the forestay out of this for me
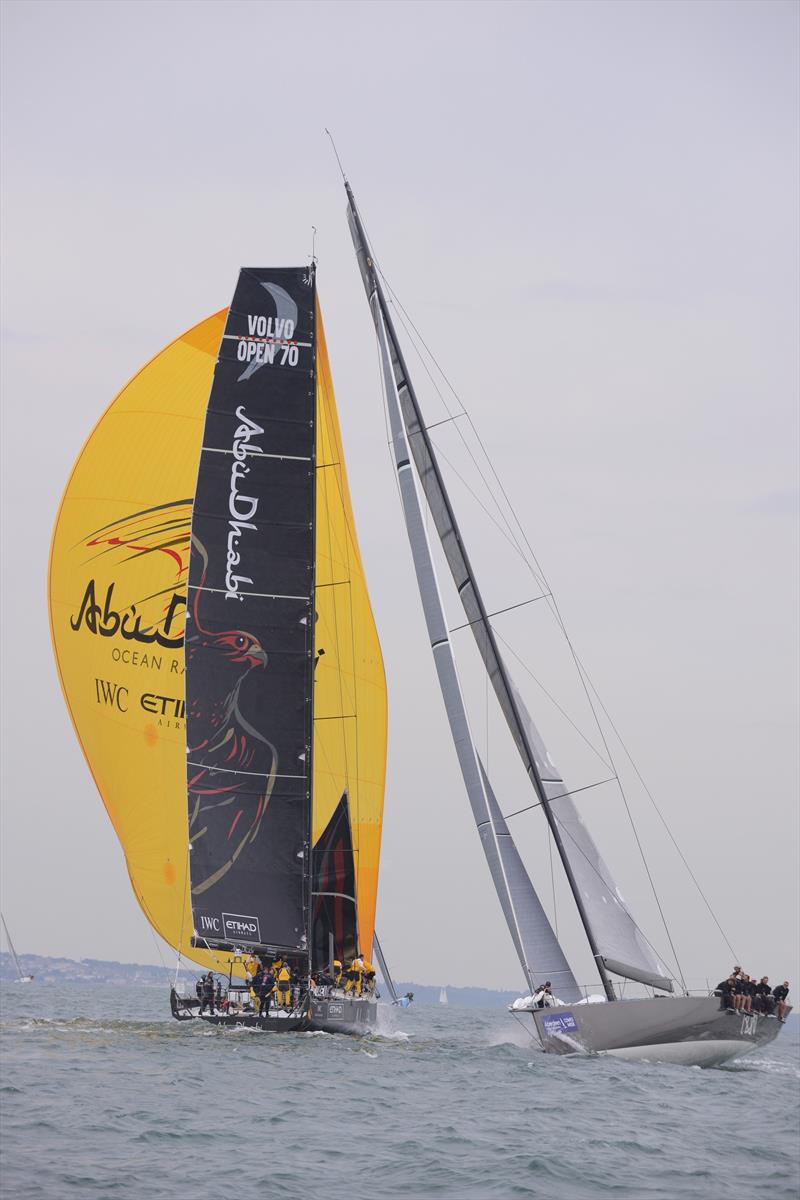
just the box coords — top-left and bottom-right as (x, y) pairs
(393, 300), (670, 991)
(349, 200), (579, 999)
(345, 186), (671, 995)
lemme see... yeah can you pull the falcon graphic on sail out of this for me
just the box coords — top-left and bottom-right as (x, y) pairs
(185, 535), (278, 898)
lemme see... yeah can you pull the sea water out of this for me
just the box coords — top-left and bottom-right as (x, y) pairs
(1, 981), (798, 1199)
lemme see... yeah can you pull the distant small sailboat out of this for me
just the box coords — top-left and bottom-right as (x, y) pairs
(439, 988), (449, 1006)
(1, 914), (33, 983)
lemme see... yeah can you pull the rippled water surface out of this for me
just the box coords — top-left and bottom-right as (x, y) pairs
(1, 982), (798, 1199)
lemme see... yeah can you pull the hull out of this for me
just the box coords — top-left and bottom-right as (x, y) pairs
(531, 996), (790, 1067)
(170, 988), (376, 1036)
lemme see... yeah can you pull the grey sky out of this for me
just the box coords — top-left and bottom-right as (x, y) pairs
(1, 0), (797, 993)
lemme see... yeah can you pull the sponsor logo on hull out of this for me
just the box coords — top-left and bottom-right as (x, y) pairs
(543, 1012), (578, 1036)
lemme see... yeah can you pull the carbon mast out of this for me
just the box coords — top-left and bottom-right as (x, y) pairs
(348, 189), (583, 1001)
(345, 183), (616, 1001)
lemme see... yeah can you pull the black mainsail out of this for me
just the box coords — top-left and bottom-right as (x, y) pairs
(346, 185), (672, 998)
(310, 791), (358, 970)
(186, 267), (316, 955)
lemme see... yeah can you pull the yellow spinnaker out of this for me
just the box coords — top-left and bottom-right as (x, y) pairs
(314, 307), (387, 958)
(48, 301), (386, 968)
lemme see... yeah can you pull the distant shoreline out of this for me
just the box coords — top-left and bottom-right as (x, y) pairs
(4, 954), (796, 1021)
(0, 952), (522, 1007)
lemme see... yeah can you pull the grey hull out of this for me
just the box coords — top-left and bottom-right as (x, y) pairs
(530, 996), (790, 1067)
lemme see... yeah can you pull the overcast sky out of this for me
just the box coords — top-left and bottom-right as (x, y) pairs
(1, 0), (797, 993)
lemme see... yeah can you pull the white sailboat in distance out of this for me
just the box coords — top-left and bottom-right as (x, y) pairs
(1, 914), (34, 983)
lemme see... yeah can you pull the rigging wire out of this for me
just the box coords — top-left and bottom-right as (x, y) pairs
(382, 285), (549, 594)
(324, 128), (347, 182)
(147, 924), (173, 989)
(582, 670), (740, 962)
(510, 1007), (544, 1047)
(493, 629), (612, 772)
(502, 776), (618, 822)
(173, 846), (192, 989)
(371, 262), (705, 987)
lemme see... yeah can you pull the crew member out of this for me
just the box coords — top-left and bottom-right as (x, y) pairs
(717, 976), (737, 1011)
(275, 959), (293, 1009)
(533, 982), (555, 1008)
(773, 981), (790, 1022)
(754, 977), (773, 1014)
(259, 968), (275, 1016)
(332, 959), (343, 988)
(199, 971), (216, 1016)
(734, 973), (750, 1013)
(344, 955), (364, 997)
(362, 958), (377, 994)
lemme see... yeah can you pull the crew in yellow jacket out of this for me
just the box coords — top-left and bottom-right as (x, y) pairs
(275, 962), (293, 1009)
(332, 959), (343, 988)
(362, 959), (376, 993)
(344, 956), (364, 997)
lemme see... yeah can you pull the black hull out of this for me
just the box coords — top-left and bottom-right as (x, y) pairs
(170, 988), (376, 1036)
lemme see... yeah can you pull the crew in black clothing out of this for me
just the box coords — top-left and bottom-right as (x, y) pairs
(199, 971), (216, 1015)
(734, 974), (753, 1013)
(259, 970), (275, 1015)
(773, 981), (790, 1021)
(753, 977), (773, 1014)
(717, 976), (737, 1011)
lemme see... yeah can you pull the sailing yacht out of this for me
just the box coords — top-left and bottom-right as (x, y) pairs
(439, 988), (449, 1006)
(343, 181), (790, 1067)
(1, 915), (33, 983)
(49, 266), (387, 1035)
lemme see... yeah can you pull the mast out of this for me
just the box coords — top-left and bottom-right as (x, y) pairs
(371, 275), (535, 994)
(351, 214), (581, 998)
(346, 185), (616, 1001)
(306, 262), (318, 980)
